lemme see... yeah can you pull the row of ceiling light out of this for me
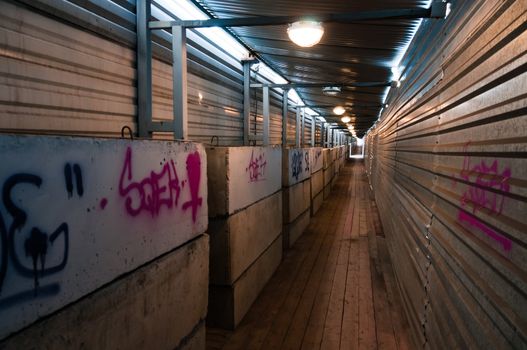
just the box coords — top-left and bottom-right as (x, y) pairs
(287, 21), (388, 136)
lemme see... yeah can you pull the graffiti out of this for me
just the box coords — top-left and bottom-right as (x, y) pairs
(117, 147), (202, 222)
(455, 143), (512, 252)
(181, 152), (203, 223)
(304, 151), (310, 173)
(314, 149), (322, 166)
(292, 151), (303, 181)
(246, 150), (267, 182)
(119, 147), (181, 217)
(0, 172), (71, 302)
(64, 163), (84, 198)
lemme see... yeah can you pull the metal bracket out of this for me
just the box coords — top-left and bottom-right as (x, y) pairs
(136, 0), (188, 140)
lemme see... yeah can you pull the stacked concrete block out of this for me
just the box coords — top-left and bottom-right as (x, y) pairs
(331, 147), (339, 187)
(282, 148), (312, 249)
(323, 148), (334, 199)
(0, 135), (209, 349)
(310, 147), (324, 216)
(206, 146), (282, 329)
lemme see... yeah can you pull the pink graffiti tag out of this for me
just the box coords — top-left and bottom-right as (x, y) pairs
(246, 150), (267, 182)
(118, 147), (181, 217)
(456, 144), (512, 252)
(182, 152), (203, 222)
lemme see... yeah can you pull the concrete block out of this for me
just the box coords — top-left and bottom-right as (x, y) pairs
(283, 209), (310, 249)
(0, 235), (209, 349)
(208, 235), (282, 329)
(311, 191), (324, 216)
(324, 166), (333, 187)
(180, 323), (206, 350)
(209, 191), (282, 285)
(331, 147), (338, 162)
(323, 148), (332, 169)
(324, 184), (332, 199)
(310, 147), (324, 174)
(283, 179), (311, 224)
(0, 135), (208, 338)
(282, 148), (311, 186)
(207, 146), (282, 217)
(311, 170), (324, 198)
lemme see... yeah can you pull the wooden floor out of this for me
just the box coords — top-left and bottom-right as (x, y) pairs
(206, 161), (413, 350)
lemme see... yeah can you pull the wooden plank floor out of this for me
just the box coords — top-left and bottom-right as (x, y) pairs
(206, 160), (413, 350)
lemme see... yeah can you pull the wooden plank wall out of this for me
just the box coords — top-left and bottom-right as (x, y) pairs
(0, 0), (299, 145)
(365, 1), (526, 348)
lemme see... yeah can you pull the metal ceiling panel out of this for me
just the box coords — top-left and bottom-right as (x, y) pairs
(193, 0), (429, 136)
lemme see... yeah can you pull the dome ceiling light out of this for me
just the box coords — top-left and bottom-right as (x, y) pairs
(322, 86), (341, 96)
(287, 21), (324, 47)
(341, 116), (351, 123)
(333, 106), (346, 115)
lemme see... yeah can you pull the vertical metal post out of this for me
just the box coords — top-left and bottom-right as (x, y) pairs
(301, 109), (305, 147)
(321, 122), (325, 147)
(310, 117), (315, 147)
(172, 25), (188, 140)
(136, 0), (152, 138)
(243, 61), (251, 145)
(263, 86), (269, 146)
(282, 89), (288, 147)
(295, 106), (301, 148)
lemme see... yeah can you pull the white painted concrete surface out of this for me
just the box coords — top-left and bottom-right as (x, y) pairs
(0, 135), (208, 339)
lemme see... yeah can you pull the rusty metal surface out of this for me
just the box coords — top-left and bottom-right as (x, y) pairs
(365, 1), (527, 348)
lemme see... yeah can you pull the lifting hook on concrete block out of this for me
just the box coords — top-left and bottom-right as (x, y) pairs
(121, 125), (134, 140)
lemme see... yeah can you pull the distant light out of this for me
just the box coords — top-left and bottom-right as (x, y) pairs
(446, 3), (452, 17)
(341, 116), (351, 123)
(333, 106), (346, 115)
(391, 66), (401, 80)
(287, 21), (324, 47)
(198, 92), (203, 103)
(322, 86), (341, 96)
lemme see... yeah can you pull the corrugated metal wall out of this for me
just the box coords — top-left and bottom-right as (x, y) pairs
(365, 0), (526, 348)
(0, 0), (303, 145)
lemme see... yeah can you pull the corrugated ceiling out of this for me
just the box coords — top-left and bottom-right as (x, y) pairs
(192, 0), (429, 137)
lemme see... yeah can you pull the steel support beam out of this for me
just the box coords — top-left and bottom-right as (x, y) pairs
(149, 6), (444, 29)
(172, 25), (188, 140)
(311, 117), (315, 147)
(282, 89), (288, 147)
(295, 107), (301, 148)
(243, 61), (251, 145)
(321, 123), (325, 147)
(263, 86), (270, 146)
(250, 82), (391, 89)
(136, 0), (152, 138)
(301, 109), (305, 147)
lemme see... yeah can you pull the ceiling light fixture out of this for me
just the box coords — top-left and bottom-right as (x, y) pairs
(333, 106), (346, 115)
(322, 86), (341, 96)
(287, 21), (324, 47)
(341, 116), (351, 123)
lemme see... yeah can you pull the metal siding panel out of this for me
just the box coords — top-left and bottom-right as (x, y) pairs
(0, 0), (247, 143)
(366, 1), (527, 348)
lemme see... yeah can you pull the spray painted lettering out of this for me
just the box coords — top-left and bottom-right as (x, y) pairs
(246, 150), (267, 182)
(117, 147), (202, 222)
(304, 151), (310, 173)
(118, 147), (181, 217)
(0, 165), (78, 306)
(292, 151), (303, 181)
(455, 144), (512, 252)
(182, 152), (203, 222)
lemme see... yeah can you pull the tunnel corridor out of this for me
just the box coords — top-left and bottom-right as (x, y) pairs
(0, 0), (525, 348)
(207, 161), (411, 350)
